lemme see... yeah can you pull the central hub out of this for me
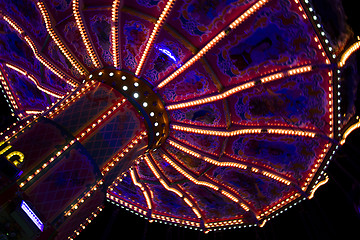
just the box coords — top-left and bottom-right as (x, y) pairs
(88, 68), (169, 150)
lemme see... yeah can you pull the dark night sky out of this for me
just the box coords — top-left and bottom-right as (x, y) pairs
(1, 1), (360, 240)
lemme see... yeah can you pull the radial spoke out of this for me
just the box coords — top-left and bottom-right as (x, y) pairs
(168, 138), (295, 186)
(135, 0), (176, 76)
(159, 149), (254, 213)
(37, 1), (87, 76)
(156, 0), (270, 89)
(166, 65), (312, 110)
(73, 0), (101, 69)
(1, 14), (78, 88)
(5, 63), (65, 98)
(171, 123), (317, 138)
(145, 153), (203, 219)
(111, 0), (122, 69)
(130, 167), (153, 210)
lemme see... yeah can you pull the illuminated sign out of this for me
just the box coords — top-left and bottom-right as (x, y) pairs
(0, 141), (24, 167)
(21, 200), (44, 232)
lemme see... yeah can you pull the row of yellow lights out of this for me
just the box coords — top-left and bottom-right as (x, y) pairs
(168, 139), (247, 170)
(313, 36), (331, 64)
(5, 63), (64, 98)
(308, 175), (329, 199)
(0, 68), (19, 110)
(327, 70), (334, 137)
(101, 130), (147, 175)
(107, 193), (148, 216)
(144, 154), (203, 219)
(160, 152), (251, 212)
(302, 0), (338, 61)
(111, 0), (121, 68)
(261, 171), (291, 185)
(130, 167), (153, 210)
(259, 193), (300, 218)
(19, 139), (77, 188)
(2, 15), (23, 35)
(204, 219), (243, 229)
(76, 98), (127, 141)
(64, 179), (104, 217)
(0, 115), (38, 143)
(301, 143), (331, 190)
(24, 35), (78, 87)
(339, 40), (360, 68)
(150, 213), (201, 228)
(296, 2), (337, 193)
(293, 0), (307, 20)
(166, 139), (292, 186)
(157, 0), (270, 89)
(37, 1), (86, 76)
(135, 0), (176, 76)
(340, 118), (360, 145)
(72, 0), (101, 68)
(5, 12), (80, 88)
(68, 205), (104, 240)
(46, 80), (97, 119)
(166, 65), (312, 110)
(171, 124), (316, 138)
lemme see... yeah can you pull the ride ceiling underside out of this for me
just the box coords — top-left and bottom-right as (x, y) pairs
(0, 0), (359, 239)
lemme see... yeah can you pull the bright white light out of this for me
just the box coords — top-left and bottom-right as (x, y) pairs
(150, 112), (155, 117)
(133, 93), (139, 98)
(134, 82), (139, 87)
(121, 76), (126, 80)
(143, 102), (148, 107)
(109, 72), (114, 77)
(123, 86), (128, 91)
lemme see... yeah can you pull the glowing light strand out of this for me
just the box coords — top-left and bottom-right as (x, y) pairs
(340, 119), (360, 145)
(339, 40), (360, 68)
(64, 179), (104, 217)
(75, 99), (126, 141)
(135, 0), (176, 76)
(73, 0), (101, 68)
(107, 192), (148, 216)
(37, 1), (86, 76)
(67, 206), (104, 240)
(171, 124), (316, 138)
(0, 68), (19, 110)
(111, 0), (121, 68)
(157, 0), (270, 89)
(160, 152), (250, 211)
(101, 131), (147, 175)
(46, 81), (97, 119)
(24, 35), (77, 87)
(308, 175), (329, 199)
(130, 168), (153, 210)
(5, 63), (64, 98)
(145, 154), (203, 219)
(166, 65), (312, 110)
(1, 14), (78, 87)
(168, 138), (292, 185)
(167, 139), (247, 170)
(19, 139), (77, 188)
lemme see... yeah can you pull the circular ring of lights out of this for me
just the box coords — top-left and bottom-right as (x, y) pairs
(88, 68), (169, 150)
